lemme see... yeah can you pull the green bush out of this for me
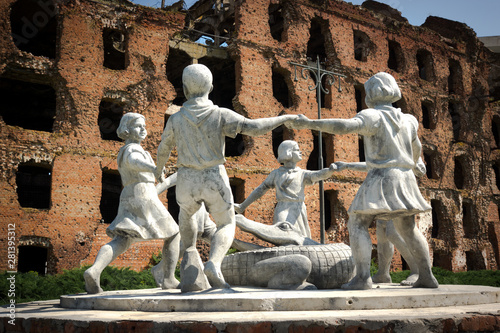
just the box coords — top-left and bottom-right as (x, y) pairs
(390, 267), (500, 287)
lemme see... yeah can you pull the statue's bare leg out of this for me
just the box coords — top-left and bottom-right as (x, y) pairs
(84, 236), (133, 294)
(341, 213), (375, 290)
(384, 220), (419, 286)
(151, 233), (181, 289)
(372, 221), (393, 283)
(204, 205), (234, 289)
(392, 216), (438, 288)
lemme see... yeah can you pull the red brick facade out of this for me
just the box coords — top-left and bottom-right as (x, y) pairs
(0, 0), (499, 274)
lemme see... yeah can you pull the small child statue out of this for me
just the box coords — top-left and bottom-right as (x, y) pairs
(235, 140), (337, 238)
(291, 72), (438, 290)
(84, 113), (180, 294)
(155, 64), (297, 290)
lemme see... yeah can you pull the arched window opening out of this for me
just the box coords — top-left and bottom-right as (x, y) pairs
(16, 162), (52, 209)
(98, 99), (125, 141)
(416, 49), (434, 81)
(100, 169), (121, 224)
(423, 150), (439, 180)
(353, 30), (371, 62)
(387, 40), (404, 72)
(103, 28), (128, 70)
(10, 0), (58, 58)
(166, 48), (192, 106)
(268, 3), (284, 42)
(493, 162), (500, 191)
(0, 77), (56, 132)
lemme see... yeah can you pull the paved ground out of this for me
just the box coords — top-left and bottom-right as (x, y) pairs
(2, 285), (500, 332)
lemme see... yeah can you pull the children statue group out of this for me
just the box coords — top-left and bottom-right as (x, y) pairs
(84, 64), (438, 294)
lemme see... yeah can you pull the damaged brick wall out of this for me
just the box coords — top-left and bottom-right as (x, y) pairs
(0, 0), (498, 274)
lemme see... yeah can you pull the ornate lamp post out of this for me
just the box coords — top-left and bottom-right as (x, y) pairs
(289, 56), (346, 244)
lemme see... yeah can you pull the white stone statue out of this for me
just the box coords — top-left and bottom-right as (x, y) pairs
(235, 140), (338, 238)
(84, 113), (180, 294)
(155, 64), (297, 291)
(334, 161), (422, 286)
(291, 72), (438, 290)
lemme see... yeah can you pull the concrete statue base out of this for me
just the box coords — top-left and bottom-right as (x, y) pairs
(59, 284), (499, 312)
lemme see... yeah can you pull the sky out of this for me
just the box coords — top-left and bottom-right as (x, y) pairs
(131, 0), (498, 37)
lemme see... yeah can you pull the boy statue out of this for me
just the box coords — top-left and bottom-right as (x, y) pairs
(155, 64), (297, 290)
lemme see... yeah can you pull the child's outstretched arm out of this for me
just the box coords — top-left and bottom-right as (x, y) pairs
(156, 173), (177, 195)
(240, 115), (298, 137)
(335, 161), (368, 172)
(289, 114), (363, 135)
(234, 182), (271, 214)
(309, 163), (338, 183)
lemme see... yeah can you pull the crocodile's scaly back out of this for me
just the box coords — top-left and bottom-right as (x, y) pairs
(221, 244), (354, 289)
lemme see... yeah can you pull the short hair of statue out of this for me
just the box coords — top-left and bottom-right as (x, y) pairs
(277, 140), (297, 164)
(364, 72), (401, 108)
(182, 64), (213, 98)
(116, 113), (145, 140)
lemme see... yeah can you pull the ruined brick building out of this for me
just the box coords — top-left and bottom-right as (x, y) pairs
(0, 0), (499, 275)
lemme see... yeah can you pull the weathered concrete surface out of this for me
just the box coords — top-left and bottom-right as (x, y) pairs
(2, 285), (500, 333)
(59, 284), (500, 312)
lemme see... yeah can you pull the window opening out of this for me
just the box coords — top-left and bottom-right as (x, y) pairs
(18, 245), (48, 275)
(462, 199), (475, 238)
(448, 59), (463, 95)
(421, 100), (435, 129)
(100, 169), (121, 223)
(423, 150), (439, 180)
(167, 187), (179, 223)
(16, 163), (52, 209)
(103, 28), (127, 70)
(493, 162), (500, 191)
(430, 199), (441, 239)
(230, 177), (245, 204)
(354, 85), (365, 113)
(0, 78), (56, 132)
(492, 115), (500, 148)
(307, 131), (328, 170)
(272, 68), (292, 108)
(454, 157), (465, 189)
(465, 251), (486, 271)
(448, 101), (461, 142)
(272, 125), (293, 159)
(433, 251), (452, 270)
(268, 3), (284, 42)
(10, 0), (58, 58)
(98, 99), (125, 141)
(353, 30), (371, 62)
(307, 18), (327, 61)
(416, 49), (434, 81)
(199, 55), (236, 109)
(358, 136), (365, 162)
(387, 40), (403, 72)
(166, 48), (192, 106)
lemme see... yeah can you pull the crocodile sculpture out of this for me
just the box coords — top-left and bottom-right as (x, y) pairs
(221, 215), (354, 289)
